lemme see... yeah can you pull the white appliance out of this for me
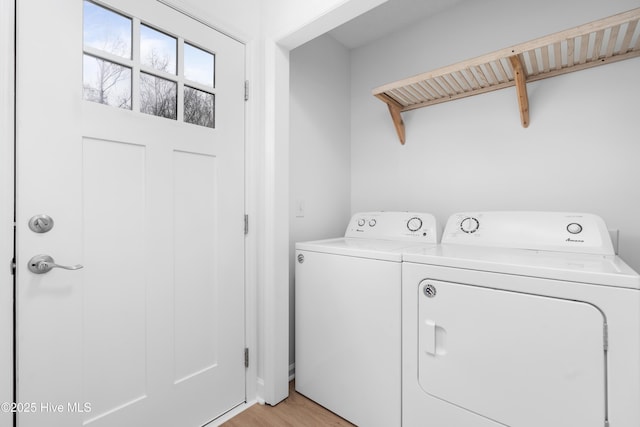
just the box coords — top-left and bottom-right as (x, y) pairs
(402, 211), (640, 427)
(295, 211), (438, 427)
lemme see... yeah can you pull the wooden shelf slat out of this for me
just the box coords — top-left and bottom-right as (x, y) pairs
(553, 42), (562, 70)
(578, 33), (589, 64)
(593, 29), (606, 59)
(621, 19), (639, 52)
(417, 81), (439, 99)
(542, 45), (551, 73)
(444, 74), (464, 93)
(372, 7), (640, 144)
(494, 59), (510, 81)
(464, 68), (481, 89)
(566, 37), (575, 67)
(605, 25), (621, 57)
(488, 64), (500, 84)
(527, 50), (540, 75)
(436, 76), (456, 95)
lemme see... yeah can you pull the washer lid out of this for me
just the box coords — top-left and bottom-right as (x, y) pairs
(402, 245), (640, 289)
(296, 237), (435, 262)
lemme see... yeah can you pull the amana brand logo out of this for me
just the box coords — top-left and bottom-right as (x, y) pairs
(566, 238), (584, 243)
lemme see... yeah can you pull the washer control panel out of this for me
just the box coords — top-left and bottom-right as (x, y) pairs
(345, 212), (438, 242)
(442, 212), (614, 255)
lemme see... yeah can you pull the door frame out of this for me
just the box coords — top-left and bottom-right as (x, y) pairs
(0, 0), (15, 426)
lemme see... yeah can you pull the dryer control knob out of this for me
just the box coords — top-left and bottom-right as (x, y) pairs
(357, 219), (365, 227)
(369, 219), (377, 227)
(460, 217), (480, 233)
(567, 223), (583, 234)
(407, 217), (423, 232)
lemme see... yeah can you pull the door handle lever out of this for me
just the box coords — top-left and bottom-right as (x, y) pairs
(28, 254), (83, 274)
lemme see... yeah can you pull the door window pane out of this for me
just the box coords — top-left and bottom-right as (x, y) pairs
(184, 43), (215, 87)
(140, 72), (177, 119)
(83, 1), (132, 59)
(83, 54), (132, 109)
(184, 87), (214, 128)
(141, 25), (177, 75)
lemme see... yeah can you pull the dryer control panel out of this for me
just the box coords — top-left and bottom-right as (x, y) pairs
(443, 211), (614, 255)
(345, 212), (438, 243)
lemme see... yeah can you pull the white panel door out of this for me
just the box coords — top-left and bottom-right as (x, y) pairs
(417, 279), (606, 427)
(15, 1), (245, 426)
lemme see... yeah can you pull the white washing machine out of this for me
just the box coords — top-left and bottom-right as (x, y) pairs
(402, 211), (640, 427)
(295, 211), (438, 427)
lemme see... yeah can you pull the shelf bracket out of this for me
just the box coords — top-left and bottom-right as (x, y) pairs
(387, 103), (406, 145)
(508, 55), (530, 128)
(375, 94), (406, 144)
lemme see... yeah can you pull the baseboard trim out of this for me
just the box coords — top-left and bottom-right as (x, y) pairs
(205, 400), (258, 426)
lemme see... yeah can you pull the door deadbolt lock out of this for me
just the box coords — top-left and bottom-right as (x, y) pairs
(28, 214), (54, 233)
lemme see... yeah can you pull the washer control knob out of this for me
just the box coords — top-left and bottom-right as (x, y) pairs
(460, 217), (480, 234)
(357, 219), (365, 227)
(407, 217), (423, 232)
(567, 223), (583, 234)
(369, 219), (377, 227)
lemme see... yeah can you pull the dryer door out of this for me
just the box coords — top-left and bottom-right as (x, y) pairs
(418, 279), (605, 427)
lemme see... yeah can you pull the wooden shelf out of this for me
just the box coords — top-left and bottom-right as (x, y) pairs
(372, 8), (640, 144)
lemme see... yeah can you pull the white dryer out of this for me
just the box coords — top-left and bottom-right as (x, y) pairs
(402, 211), (640, 427)
(295, 211), (438, 427)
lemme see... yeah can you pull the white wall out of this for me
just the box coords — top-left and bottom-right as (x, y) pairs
(350, 0), (640, 270)
(289, 34), (352, 372)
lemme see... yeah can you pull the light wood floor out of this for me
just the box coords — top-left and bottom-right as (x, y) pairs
(221, 381), (355, 427)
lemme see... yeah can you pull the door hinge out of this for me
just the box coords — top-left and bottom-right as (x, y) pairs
(10, 258), (15, 276)
(603, 323), (609, 351)
(604, 420), (610, 427)
(244, 214), (249, 235)
(244, 348), (249, 368)
(244, 80), (249, 101)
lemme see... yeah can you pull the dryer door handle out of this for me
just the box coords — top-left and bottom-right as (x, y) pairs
(421, 319), (446, 356)
(423, 319), (436, 355)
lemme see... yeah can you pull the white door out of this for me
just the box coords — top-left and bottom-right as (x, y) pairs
(16, 1), (246, 426)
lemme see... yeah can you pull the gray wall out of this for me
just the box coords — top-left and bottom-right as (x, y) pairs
(289, 34), (352, 371)
(350, 0), (640, 270)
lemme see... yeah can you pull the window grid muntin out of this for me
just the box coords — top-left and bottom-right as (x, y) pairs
(82, 1), (217, 128)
